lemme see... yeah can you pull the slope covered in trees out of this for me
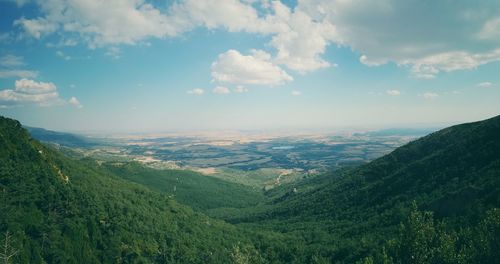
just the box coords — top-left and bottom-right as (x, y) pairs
(240, 115), (500, 223)
(0, 116), (273, 263)
(2, 115), (500, 263)
(103, 162), (266, 211)
(219, 115), (500, 262)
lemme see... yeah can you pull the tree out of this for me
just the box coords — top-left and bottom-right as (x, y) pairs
(0, 231), (19, 264)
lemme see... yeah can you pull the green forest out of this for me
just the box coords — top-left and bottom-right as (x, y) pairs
(1, 115), (500, 263)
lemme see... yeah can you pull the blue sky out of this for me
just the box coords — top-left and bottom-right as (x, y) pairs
(0, 0), (499, 132)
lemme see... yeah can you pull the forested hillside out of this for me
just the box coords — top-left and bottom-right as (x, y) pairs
(0, 117), (269, 263)
(1, 115), (500, 263)
(220, 115), (500, 263)
(102, 162), (266, 211)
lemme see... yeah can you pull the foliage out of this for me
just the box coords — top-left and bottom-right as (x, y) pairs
(1, 114), (500, 263)
(102, 162), (265, 211)
(220, 115), (500, 262)
(368, 204), (500, 264)
(0, 117), (261, 263)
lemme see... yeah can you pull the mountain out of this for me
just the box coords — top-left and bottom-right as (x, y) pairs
(262, 115), (500, 221)
(219, 115), (500, 262)
(25, 126), (97, 148)
(0, 116), (275, 263)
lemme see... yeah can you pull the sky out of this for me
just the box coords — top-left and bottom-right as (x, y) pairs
(0, 0), (499, 133)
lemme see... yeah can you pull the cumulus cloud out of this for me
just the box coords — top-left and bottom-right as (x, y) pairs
(12, 0), (500, 78)
(211, 49), (293, 86)
(0, 79), (80, 107)
(187, 88), (204, 95)
(169, 0), (273, 34)
(477, 81), (493, 88)
(267, 1), (337, 73)
(0, 70), (38, 79)
(14, 0), (180, 47)
(173, 1), (338, 72)
(68, 96), (83, 108)
(14, 78), (56, 94)
(408, 49), (500, 78)
(291, 90), (301, 96)
(298, 0), (500, 78)
(212, 86), (230, 94)
(386, 90), (401, 96)
(0, 55), (25, 67)
(14, 0), (336, 73)
(422, 92), (439, 100)
(0, 55), (38, 79)
(14, 17), (58, 39)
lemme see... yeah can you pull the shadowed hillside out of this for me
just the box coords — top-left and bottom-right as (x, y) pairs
(0, 116), (265, 263)
(220, 115), (500, 263)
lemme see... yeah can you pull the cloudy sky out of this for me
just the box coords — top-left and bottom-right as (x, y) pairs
(0, 0), (499, 132)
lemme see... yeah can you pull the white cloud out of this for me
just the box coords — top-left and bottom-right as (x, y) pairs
(477, 81), (493, 88)
(15, 0), (262, 47)
(212, 86), (230, 94)
(0, 55), (25, 67)
(478, 18), (500, 40)
(187, 88), (204, 95)
(422, 92), (439, 100)
(13, 0), (500, 78)
(68, 96), (83, 108)
(169, 0), (273, 34)
(298, 0), (500, 78)
(386, 90), (401, 96)
(0, 79), (68, 107)
(359, 55), (386, 67)
(14, 0), (179, 47)
(15, 0), (336, 73)
(233, 85), (249, 93)
(211, 49), (293, 86)
(173, 1), (337, 72)
(0, 70), (38, 79)
(0, 55), (39, 79)
(267, 1), (337, 73)
(408, 49), (500, 78)
(291, 90), (301, 96)
(14, 17), (58, 39)
(14, 78), (56, 94)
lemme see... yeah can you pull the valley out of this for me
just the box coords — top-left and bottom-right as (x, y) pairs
(30, 127), (430, 190)
(2, 115), (500, 263)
